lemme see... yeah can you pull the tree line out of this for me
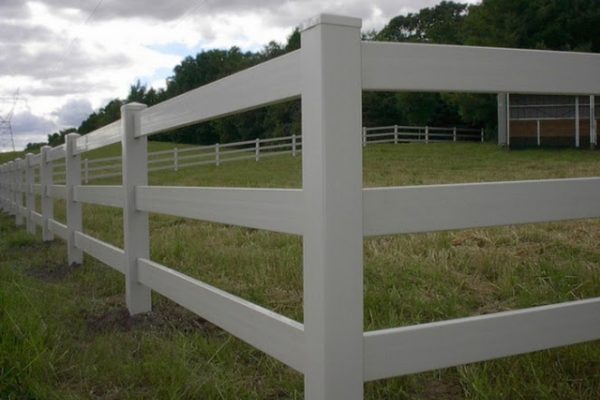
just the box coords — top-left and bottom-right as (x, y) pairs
(30, 0), (600, 150)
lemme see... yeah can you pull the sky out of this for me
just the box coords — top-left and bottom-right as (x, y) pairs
(0, 0), (478, 151)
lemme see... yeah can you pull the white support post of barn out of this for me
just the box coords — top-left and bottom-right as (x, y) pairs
(25, 153), (35, 235)
(301, 15), (364, 400)
(40, 146), (54, 241)
(14, 158), (24, 226)
(590, 95), (596, 148)
(575, 96), (580, 148)
(121, 102), (152, 315)
(65, 133), (83, 266)
(537, 120), (541, 147)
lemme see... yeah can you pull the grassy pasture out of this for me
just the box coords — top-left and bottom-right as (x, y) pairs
(1, 142), (599, 399)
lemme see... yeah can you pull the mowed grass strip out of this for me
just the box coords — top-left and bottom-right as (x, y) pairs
(1, 142), (599, 399)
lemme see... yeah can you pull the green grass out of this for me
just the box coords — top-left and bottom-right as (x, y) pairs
(1, 142), (600, 399)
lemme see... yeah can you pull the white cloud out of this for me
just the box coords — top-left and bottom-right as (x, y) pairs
(0, 0), (480, 150)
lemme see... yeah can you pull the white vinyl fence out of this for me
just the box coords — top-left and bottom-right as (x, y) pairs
(0, 13), (599, 400)
(46, 124), (482, 184)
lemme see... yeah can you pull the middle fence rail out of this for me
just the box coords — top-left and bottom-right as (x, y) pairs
(0, 13), (599, 400)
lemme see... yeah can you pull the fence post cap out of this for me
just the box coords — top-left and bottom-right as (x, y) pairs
(300, 13), (362, 31)
(121, 102), (147, 113)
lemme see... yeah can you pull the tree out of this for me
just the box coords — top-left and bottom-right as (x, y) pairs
(377, 1), (468, 44)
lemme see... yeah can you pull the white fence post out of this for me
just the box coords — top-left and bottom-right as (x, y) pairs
(590, 95), (596, 149)
(25, 153), (35, 235)
(255, 138), (260, 161)
(215, 143), (220, 166)
(362, 126), (367, 147)
(453, 127), (457, 142)
(14, 158), (24, 226)
(6, 162), (13, 217)
(121, 102), (152, 315)
(0, 165), (6, 212)
(83, 158), (89, 184)
(0, 165), (4, 212)
(40, 145), (54, 241)
(174, 147), (179, 171)
(394, 124), (398, 144)
(292, 134), (297, 156)
(301, 14), (364, 400)
(575, 96), (580, 148)
(65, 134), (83, 265)
(537, 119), (541, 147)
(425, 125), (430, 144)
(481, 128), (484, 143)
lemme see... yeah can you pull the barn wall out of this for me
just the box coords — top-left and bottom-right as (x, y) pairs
(510, 119), (597, 147)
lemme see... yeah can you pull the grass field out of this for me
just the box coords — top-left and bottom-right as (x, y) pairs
(1, 142), (599, 399)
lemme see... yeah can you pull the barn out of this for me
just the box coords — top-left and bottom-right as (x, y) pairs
(497, 94), (599, 148)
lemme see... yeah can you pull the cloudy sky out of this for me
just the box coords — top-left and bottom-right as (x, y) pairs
(0, 0), (478, 151)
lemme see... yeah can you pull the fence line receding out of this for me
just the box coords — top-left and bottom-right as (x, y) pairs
(0, 13), (599, 400)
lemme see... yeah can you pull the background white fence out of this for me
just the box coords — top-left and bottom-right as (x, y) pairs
(44, 124), (482, 184)
(0, 13), (599, 400)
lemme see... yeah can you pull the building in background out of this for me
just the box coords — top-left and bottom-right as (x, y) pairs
(498, 94), (599, 148)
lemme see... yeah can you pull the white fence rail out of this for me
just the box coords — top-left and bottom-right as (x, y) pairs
(0, 13), (599, 400)
(51, 123), (482, 184)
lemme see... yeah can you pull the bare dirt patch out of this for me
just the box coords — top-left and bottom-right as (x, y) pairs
(24, 262), (74, 283)
(85, 300), (216, 335)
(420, 379), (464, 400)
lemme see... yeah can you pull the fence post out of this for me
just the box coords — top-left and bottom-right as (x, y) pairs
(481, 127), (484, 143)
(174, 147), (179, 171)
(0, 165), (5, 212)
(301, 14), (364, 400)
(65, 133), (83, 266)
(292, 134), (297, 157)
(575, 96), (580, 148)
(394, 124), (398, 144)
(215, 143), (220, 166)
(590, 95), (596, 149)
(121, 102), (152, 315)
(453, 127), (457, 142)
(83, 158), (89, 184)
(537, 120), (541, 147)
(7, 162), (13, 217)
(14, 158), (24, 226)
(0, 165), (4, 212)
(362, 126), (367, 147)
(425, 125), (429, 144)
(40, 146), (54, 241)
(255, 138), (260, 161)
(25, 153), (35, 235)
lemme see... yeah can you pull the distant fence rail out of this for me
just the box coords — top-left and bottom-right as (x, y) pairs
(53, 124), (483, 184)
(0, 13), (599, 400)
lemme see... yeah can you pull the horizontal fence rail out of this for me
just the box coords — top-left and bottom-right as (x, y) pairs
(0, 13), (599, 400)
